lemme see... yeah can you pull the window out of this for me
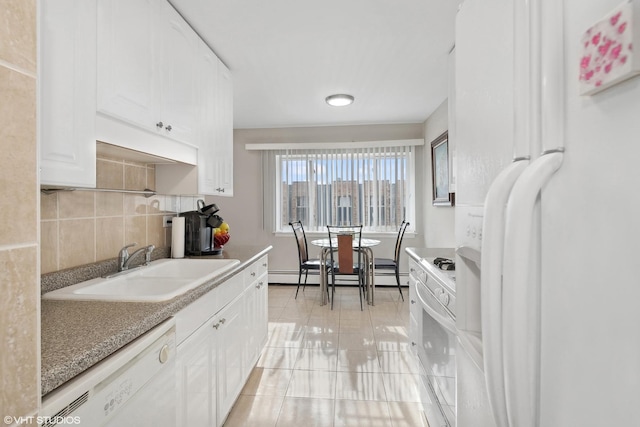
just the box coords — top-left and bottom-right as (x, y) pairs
(337, 196), (352, 225)
(269, 145), (415, 233)
(369, 195), (387, 226)
(295, 196), (308, 221)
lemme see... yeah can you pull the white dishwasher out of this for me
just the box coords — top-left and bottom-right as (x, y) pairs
(40, 318), (177, 427)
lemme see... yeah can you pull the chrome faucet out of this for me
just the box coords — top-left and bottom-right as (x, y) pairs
(118, 243), (155, 272)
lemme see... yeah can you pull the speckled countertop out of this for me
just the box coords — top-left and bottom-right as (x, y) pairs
(41, 245), (272, 396)
(405, 247), (455, 262)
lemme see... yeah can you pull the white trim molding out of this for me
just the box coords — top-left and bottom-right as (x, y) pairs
(245, 139), (424, 151)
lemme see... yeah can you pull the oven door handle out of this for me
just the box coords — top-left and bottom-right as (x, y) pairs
(415, 281), (457, 335)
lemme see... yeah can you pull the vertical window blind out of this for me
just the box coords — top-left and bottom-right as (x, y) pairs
(263, 145), (415, 233)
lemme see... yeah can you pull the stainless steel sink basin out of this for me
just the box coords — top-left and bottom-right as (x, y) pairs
(43, 258), (241, 302)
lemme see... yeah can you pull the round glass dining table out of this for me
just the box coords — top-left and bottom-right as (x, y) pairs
(310, 238), (381, 306)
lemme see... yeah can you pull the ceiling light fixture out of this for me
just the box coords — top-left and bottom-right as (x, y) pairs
(325, 94), (355, 107)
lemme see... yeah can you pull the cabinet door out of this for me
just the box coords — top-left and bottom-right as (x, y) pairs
(196, 39), (219, 194)
(97, 0), (160, 131)
(40, 0), (96, 187)
(176, 317), (217, 427)
(243, 280), (258, 369)
(243, 273), (268, 369)
(212, 61), (234, 196)
(216, 295), (245, 426)
(408, 264), (422, 357)
(256, 273), (269, 349)
(158, 1), (197, 145)
(256, 258), (269, 350)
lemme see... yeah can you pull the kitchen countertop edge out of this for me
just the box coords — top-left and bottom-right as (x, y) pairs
(41, 244), (272, 397)
(405, 247), (456, 293)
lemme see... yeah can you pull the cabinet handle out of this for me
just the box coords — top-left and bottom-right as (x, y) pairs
(262, 263), (267, 267)
(165, 124), (172, 132)
(220, 318), (226, 324)
(212, 322), (220, 329)
(411, 299), (416, 304)
(216, 187), (225, 193)
(159, 344), (170, 364)
(411, 342), (417, 347)
(156, 121), (164, 129)
(251, 272), (256, 277)
(410, 268), (415, 273)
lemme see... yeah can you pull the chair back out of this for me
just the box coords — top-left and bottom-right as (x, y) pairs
(289, 221), (310, 264)
(393, 220), (410, 263)
(327, 225), (363, 274)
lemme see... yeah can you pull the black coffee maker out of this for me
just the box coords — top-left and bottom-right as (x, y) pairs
(182, 201), (224, 256)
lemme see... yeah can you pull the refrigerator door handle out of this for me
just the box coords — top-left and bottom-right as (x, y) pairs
(502, 152), (563, 427)
(481, 158), (529, 427)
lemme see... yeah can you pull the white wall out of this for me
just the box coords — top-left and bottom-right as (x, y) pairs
(210, 112), (456, 284)
(207, 123), (425, 280)
(421, 99), (456, 248)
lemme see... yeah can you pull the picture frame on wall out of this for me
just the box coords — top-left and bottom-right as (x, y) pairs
(431, 131), (454, 206)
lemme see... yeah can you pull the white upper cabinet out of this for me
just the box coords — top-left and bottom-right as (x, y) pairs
(156, 39), (234, 196)
(212, 63), (234, 196)
(197, 39), (220, 195)
(201, 49), (234, 196)
(158, 2), (197, 144)
(41, 0), (232, 187)
(40, 0), (97, 188)
(96, 0), (198, 163)
(96, 0), (159, 134)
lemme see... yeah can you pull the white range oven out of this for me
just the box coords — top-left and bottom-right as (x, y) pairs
(407, 248), (457, 427)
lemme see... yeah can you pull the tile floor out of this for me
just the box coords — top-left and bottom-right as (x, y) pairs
(223, 284), (429, 427)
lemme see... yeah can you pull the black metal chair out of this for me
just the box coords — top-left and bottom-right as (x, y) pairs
(326, 225), (366, 310)
(374, 220), (410, 301)
(289, 221), (325, 299)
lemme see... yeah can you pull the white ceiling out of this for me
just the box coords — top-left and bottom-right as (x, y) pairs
(169, 0), (462, 129)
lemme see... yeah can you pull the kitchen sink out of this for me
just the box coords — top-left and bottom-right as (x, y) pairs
(43, 258), (241, 302)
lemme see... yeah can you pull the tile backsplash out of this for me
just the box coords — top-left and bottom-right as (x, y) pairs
(40, 154), (201, 274)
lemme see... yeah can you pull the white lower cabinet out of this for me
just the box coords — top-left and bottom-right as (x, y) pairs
(243, 256), (269, 368)
(176, 315), (217, 427)
(215, 295), (246, 425)
(175, 255), (269, 427)
(408, 260), (423, 357)
(244, 271), (268, 369)
(408, 276), (421, 357)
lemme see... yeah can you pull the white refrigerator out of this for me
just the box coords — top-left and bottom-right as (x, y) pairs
(454, 0), (640, 426)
